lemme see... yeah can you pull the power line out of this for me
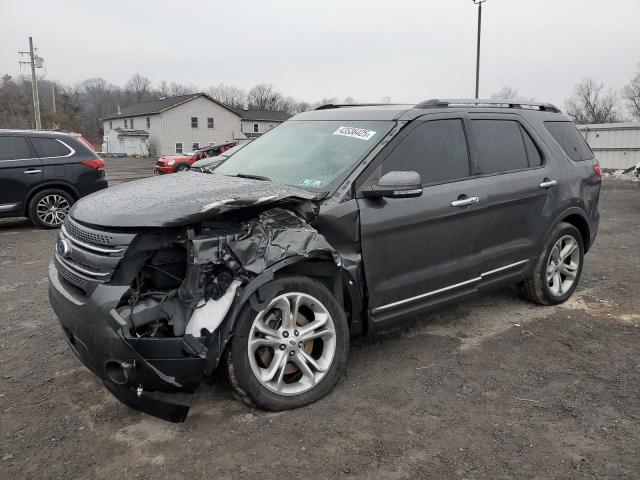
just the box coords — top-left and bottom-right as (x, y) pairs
(18, 37), (44, 129)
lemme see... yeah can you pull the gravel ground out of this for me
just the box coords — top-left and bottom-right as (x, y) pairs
(0, 173), (639, 480)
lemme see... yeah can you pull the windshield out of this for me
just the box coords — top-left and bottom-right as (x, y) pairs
(215, 120), (394, 191)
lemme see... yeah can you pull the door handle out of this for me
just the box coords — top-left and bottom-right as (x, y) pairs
(539, 179), (558, 189)
(451, 196), (479, 207)
(23, 169), (42, 174)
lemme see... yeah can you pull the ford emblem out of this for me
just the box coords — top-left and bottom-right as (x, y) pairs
(56, 238), (72, 258)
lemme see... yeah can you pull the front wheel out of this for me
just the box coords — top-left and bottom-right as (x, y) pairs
(174, 164), (190, 172)
(225, 276), (349, 410)
(518, 222), (584, 305)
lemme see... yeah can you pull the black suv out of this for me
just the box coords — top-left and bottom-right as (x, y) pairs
(48, 100), (601, 422)
(0, 130), (107, 228)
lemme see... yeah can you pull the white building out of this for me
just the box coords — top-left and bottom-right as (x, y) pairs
(102, 94), (290, 156)
(237, 109), (292, 140)
(102, 128), (150, 156)
(578, 122), (640, 170)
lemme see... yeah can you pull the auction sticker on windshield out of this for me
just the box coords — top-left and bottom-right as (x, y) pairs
(333, 126), (376, 141)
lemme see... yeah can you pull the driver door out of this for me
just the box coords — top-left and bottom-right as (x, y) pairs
(356, 115), (485, 328)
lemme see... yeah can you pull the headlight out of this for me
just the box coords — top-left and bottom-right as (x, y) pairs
(168, 159), (176, 166)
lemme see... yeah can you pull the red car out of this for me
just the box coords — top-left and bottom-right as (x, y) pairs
(154, 142), (236, 174)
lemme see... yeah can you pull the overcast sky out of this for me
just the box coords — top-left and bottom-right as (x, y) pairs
(1, 0), (639, 108)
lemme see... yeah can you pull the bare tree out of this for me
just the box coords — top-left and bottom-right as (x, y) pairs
(565, 78), (620, 124)
(343, 96), (356, 104)
(124, 74), (153, 103)
(208, 83), (246, 109)
(157, 80), (171, 97)
(622, 64), (640, 120)
(382, 96), (392, 104)
(491, 86), (519, 99)
(247, 84), (282, 110)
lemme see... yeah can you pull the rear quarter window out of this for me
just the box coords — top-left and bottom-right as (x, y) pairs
(30, 137), (73, 158)
(544, 121), (594, 161)
(473, 120), (529, 174)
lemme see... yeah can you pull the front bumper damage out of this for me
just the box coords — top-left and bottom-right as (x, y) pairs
(49, 264), (204, 421)
(48, 206), (346, 422)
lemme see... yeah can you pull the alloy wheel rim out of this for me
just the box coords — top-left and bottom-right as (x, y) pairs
(36, 194), (70, 226)
(248, 292), (336, 396)
(546, 235), (580, 296)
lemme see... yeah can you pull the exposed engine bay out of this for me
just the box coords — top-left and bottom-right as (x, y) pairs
(114, 207), (338, 347)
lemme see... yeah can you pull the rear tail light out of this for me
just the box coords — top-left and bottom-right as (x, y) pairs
(81, 159), (105, 171)
(593, 164), (602, 178)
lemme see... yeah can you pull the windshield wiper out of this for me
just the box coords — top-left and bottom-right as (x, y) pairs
(233, 173), (271, 181)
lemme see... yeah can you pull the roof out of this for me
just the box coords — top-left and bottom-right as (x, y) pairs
(101, 93), (240, 120)
(294, 100), (568, 121)
(577, 122), (640, 131)
(235, 109), (291, 122)
(114, 128), (149, 136)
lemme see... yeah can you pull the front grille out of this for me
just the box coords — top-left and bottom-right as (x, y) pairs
(64, 218), (114, 246)
(53, 217), (138, 297)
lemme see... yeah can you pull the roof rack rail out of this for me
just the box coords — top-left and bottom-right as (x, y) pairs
(415, 98), (561, 113)
(315, 103), (401, 110)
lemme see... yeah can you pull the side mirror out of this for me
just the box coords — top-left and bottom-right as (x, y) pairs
(363, 171), (423, 199)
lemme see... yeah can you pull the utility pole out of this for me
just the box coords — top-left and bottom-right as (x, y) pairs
(472, 0), (486, 99)
(18, 37), (42, 129)
(52, 84), (56, 113)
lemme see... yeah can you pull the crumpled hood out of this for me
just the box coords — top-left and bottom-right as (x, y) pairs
(70, 172), (316, 228)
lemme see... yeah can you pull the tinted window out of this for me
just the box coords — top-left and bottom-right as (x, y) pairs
(382, 119), (470, 184)
(473, 120), (529, 174)
(544, 121), (594, 161)
(31, 137), (72, 158)
(521, 127), (543, 167)
(0, 136), (31, 161)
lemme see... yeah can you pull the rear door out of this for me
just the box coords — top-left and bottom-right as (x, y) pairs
(466, 114), (561, 287)
(357, 115), (485, 326)
(0, 135), (42, 215)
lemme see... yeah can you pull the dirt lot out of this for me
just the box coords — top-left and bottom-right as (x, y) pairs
(1, 168), (639, 479)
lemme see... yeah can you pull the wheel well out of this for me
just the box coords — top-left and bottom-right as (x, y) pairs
(562, 214), (591, 251)
(275, 259), (355, 327)
(24, 184), (79, 216)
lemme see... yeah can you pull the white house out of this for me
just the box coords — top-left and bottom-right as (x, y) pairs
(102, 128), (150, 156)
(102, 94), (290, 156)
(578, 122), (640, 170)
(237, 109), (292, 140)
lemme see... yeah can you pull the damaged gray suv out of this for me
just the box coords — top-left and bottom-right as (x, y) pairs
(49, 99), (601, 422)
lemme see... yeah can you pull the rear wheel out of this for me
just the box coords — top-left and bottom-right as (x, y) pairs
(28, 189), (74, 229)
(225, 276), (349, 410)
(518, 222), (584, 305)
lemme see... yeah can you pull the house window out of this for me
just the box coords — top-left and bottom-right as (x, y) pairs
(253, 123), (259, 133)
(192, 142), (200, 150)
(207, 117), (214, 129)
(109, 121), (112, 129)
(130, 118), (134, 129)
(146, 117), (150, 128)
(124, 119), (128, 128)
(191, 117), (198, 128)
(175, 143), (183, 154)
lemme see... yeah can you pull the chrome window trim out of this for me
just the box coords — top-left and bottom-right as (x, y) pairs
(0, 138), (75, 162)
(372, 259), (529, 313)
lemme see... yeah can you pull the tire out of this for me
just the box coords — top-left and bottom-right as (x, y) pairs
(518, 222), (584, 305)
(225, 275), (349, 411)
(28, 189), (74, 229)
(174, 164), (190, 172)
